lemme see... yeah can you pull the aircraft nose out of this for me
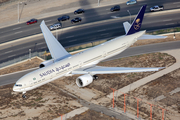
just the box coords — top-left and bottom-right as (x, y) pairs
(13, 85), (17, 92)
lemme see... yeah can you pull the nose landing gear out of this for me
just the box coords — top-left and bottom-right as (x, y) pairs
(22, 91), (26, 99)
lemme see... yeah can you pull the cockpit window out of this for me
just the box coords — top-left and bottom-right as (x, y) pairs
(15, 84), (22, 87)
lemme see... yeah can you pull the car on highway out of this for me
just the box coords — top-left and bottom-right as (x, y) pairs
(150, 5), (164, 12)
(110, 5), (120, 12)
(126, 0), (137, 5)
(26, 19), (37, 25)
(57, 15), (70, 22)
(74, 9), (85, 14)
(49, 23), (62, 30)
(71, 17), (82, 24)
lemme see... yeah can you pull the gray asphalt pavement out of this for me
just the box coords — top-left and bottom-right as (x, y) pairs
(1, 10), (180, 64)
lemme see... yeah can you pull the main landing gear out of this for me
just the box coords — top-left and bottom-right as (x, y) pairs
(22, 91), (26, 99)
(93, 75), (98, 80)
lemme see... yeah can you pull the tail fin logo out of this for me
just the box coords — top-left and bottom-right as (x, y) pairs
(134, 18), (141, 30)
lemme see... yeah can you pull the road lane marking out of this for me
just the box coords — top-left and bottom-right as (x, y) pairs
(173, 2), (180, 4)
(13, 27), (21, 30)
(166, 23), (175, 25)
(5, 50), (13, 54)
(101, 33), (109, 36)
(66, 35), (74, 38)
(45, 20), (52, 22)
(8, 54), (16, 58)
(14, 31), (22, 34)
(163, 19), (172, 21)
(69, 39), (77, 42)
(98, 29), (106, 32)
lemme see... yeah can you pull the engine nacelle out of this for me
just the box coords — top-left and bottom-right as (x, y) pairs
(76, 74), (93, 87)
(39, 59), (54, 68)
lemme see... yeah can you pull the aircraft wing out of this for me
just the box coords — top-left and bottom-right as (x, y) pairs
(138, 34), (167, 40)
(71, 66), (164, 74)
(40, 21), (71, 61)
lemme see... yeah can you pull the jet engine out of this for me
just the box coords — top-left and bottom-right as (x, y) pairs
(39, 59), (54, 68)
(76, 74), (93, 87)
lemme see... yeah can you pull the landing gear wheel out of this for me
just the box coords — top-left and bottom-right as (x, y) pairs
(93, 75), (98, 80)
(22, 94), (26, 99)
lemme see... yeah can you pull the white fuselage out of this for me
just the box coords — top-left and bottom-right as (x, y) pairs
(13, 31), (145, 93)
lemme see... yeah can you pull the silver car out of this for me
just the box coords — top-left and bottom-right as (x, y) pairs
(126, 0), (137, 5)
(49, 23), (62, 30)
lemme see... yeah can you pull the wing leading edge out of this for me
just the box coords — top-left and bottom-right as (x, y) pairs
(40, 21), (71, 61)
(71, 66), (164, 74)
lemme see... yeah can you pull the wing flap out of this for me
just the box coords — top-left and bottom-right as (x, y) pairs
(71, 66), (164, 74)
(40, 21), (71, 61)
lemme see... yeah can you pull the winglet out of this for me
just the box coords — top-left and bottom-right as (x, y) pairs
(126, 5), (147, 35)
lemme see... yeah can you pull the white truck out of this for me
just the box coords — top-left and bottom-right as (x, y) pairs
(150, 5), (164, 12)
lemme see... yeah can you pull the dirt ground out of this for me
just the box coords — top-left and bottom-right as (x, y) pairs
(112, 68), (180, 120)
(0, 83), (81, 120)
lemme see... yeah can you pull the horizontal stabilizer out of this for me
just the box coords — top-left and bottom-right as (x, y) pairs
(123, 22), (131, 34)
(138, 34), (167, 40)
(71, 66), (164, 74)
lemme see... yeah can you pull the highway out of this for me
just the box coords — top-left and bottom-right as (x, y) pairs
(0, 10), (180, 63)
(0, 0), (179, 43)
(0, 0), (180, 64)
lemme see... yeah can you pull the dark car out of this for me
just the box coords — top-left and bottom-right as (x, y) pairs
(71, 17), (82, 24)
(74, 9), (85, 14)
(110, 5), (120, 12)
(26, 19), (37, 25)
(57, 15), (70, 22)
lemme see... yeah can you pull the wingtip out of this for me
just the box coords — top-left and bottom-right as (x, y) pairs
(159, 67), (165, 70)
(40, 20), (45, 26)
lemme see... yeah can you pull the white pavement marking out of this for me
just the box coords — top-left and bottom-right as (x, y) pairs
(173, 2), (180, 4)
(101, 33), (109, 36)
(69, 39), (77, 42)
(66, 35), (74, 38)
(166, 23), (175, 25)
(8, 54), (16, 58)
(13, 27), (21, 30)
(111, 16), (120, 19)
(14, 31), (22, 34)
(45, 20), (52, 22)
(163, 19), (172, 21)
(98, 29), (106, 32)
(5, 50), (13, 54)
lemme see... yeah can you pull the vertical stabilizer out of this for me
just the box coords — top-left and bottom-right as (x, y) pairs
(126, 5), (146, 35)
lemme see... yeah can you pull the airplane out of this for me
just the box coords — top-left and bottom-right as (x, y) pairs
(13, 5), (166, 98)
